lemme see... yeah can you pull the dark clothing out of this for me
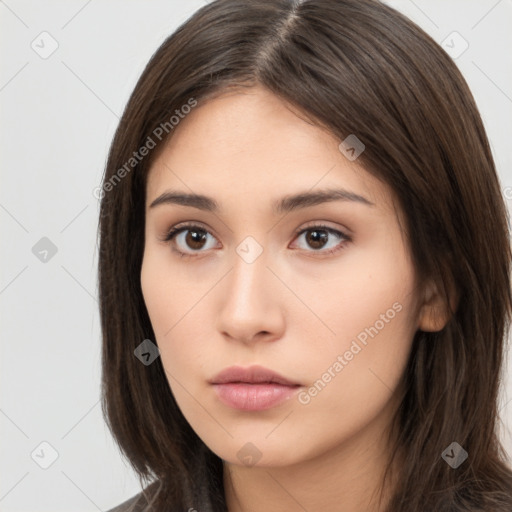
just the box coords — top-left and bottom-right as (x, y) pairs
(106, 490), (150, 512)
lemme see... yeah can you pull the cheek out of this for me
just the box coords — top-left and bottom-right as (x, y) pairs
(141, 247), (201, 339)
(140, 250), (212, 385)
(294, 259), (417, 428)
(288, 289), (415, 462)
(301, 293), (413, 388)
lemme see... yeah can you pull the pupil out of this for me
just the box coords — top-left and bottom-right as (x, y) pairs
(187, 230), (207, 249)
(307, 230), (327, 249)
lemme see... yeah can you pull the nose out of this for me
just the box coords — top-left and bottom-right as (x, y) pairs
(216, 245), (286, 345)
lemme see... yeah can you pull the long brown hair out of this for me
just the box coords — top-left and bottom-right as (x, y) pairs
(98, 0), (512, 510)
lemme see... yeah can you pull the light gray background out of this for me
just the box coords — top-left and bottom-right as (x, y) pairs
(1, 1), (511, 510)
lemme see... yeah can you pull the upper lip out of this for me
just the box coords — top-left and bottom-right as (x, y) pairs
(209, 365), (300, 386)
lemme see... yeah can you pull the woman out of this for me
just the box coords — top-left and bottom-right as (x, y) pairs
(99, 0), (512, 510)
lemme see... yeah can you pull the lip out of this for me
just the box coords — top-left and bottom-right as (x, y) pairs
(209, 365), (301, 411)
(210, 365), (300, 386)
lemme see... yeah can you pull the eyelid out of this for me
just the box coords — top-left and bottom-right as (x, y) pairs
(161, 220), (216, 241)
(294, 220), (352, 237)
(290, 223), (351, 254)
(161, 222), (219, 259)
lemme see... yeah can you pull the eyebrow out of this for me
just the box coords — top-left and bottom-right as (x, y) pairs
(149, 187), (375, 214)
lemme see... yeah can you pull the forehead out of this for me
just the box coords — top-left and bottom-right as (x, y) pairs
(146, 85), (394, 215)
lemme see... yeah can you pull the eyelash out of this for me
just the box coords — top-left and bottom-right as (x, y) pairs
(162, 222), (352, 259)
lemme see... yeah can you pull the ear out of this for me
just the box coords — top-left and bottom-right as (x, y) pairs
(417, 277), (458, 332)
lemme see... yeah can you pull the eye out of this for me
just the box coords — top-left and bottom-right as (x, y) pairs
(291, 224), (351, 256)
(162, 222), (351, 258)
(162, 223), (219, 258)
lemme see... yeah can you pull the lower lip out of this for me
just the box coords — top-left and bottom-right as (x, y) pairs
(212, 383), (300, 411)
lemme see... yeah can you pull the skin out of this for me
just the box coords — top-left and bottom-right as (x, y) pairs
(140, 85), (450, 512)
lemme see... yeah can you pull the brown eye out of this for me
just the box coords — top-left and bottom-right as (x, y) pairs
(163, 224), (218, 256)
(304, 229), (329, 250)
(183, 229), (208, 250)
(292, 225), (351, 255)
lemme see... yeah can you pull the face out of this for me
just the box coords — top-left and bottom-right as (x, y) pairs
(141, 85), (425, 468)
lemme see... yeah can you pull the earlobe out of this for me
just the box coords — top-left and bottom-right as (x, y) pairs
(417, 278), (459, 332)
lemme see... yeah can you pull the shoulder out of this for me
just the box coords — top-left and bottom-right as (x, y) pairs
(106, 489), (151, 512)
(105, 478), (210, 512)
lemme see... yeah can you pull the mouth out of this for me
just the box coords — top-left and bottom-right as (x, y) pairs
(209, 365), (302, 411)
